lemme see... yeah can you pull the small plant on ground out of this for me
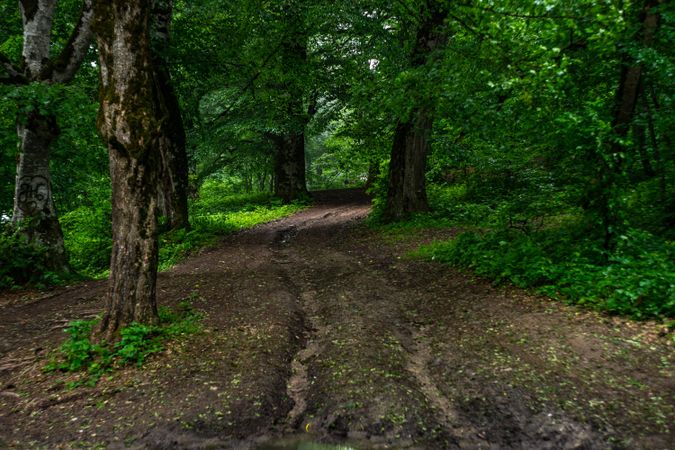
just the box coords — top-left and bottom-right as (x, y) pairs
(44, 297), (202, 387)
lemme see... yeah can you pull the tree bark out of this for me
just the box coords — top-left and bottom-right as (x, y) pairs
(153, 0), (190, 230)
(383, 110), (432, 220)
(273, 132), (307, 203)
(8, 0), (94, 272)
(381, 2), (447, 221)
(93, 0), (165, 339)
(19, 0), (56, 80)
(12, 111), (68, 270)
(271, 2), (309, 203)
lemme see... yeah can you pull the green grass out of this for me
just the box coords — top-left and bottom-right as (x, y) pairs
(159, 185), (306, 271)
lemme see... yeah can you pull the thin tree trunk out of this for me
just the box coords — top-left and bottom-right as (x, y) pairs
(633, 122), (655, 178)
(93, 0), (165, 339)
(364, 159), (380, 190)
(595, 0), (661, 250)
(644, 94), (666, 203)
(12, 111), (68, 270)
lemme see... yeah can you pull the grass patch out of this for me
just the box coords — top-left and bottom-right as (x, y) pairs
(44, 296), (202, 388)
(159, 187), (306, 271)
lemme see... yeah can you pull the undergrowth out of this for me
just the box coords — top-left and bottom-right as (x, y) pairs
(0, 223), (75, 289)
(60, 181), (306, 278)
(44, 297), (202, 388)
(415, 227), (675, 320)
(377, 184), (675, 320)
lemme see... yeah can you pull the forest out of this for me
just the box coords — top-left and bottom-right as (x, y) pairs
(0, 0), (674, 448)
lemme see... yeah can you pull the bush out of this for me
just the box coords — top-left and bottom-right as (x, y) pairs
(0, 224), (64, 289)
(61, 203), (112, 279)
(58, 181), (306, 279)
(417, 228), (675, 319)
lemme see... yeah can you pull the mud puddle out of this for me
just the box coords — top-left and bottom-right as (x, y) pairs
(256, 435), (359, 450)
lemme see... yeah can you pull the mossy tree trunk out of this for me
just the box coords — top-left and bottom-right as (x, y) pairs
(382, 1), (448, 221)
(93, 0), (167, 340)
(152, 0), (190, 230)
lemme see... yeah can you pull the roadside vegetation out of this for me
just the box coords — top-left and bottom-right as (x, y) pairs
(1, 179), (305, 287)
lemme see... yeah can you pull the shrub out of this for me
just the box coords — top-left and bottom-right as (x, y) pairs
(417, 228), (675, 319)
(0, 224), (64, 289)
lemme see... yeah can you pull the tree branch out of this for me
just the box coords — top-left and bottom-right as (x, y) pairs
(211, 43), (283, 122)
(49, 0), (94, 83)
(0, 53), (27, 85)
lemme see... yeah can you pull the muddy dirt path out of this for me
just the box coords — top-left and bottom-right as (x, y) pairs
(0, 190), (673, 449)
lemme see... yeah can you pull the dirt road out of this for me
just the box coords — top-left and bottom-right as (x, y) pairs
(0, 190), (673, 449)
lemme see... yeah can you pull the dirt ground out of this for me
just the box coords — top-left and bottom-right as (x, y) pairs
(0, 189), (673, 449)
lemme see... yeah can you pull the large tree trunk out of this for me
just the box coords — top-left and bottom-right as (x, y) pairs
(381, 2), (447, 221)
(153, 0), (190, 230)
(93, 0), (165, 340)
(12, 111), (68, 270)
(273, 132), (308, 203)
(382, 109), (432, 220)
(271, 3), (309, 203)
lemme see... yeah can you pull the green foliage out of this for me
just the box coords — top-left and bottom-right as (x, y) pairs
(417, 228), (675, 319)
(0, 224), (65, 289)
(60, 183), (113, 278)
(44, 299), (202, 386)
(306, 126), (369, 190)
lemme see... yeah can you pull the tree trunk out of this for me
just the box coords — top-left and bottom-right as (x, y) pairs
(382, 109), (432, 220)
(633, 122), (655, 178)
(156, 76), (190, 230)
(364, 159), (380, 190)
(12, 111), (68, 270)
(12, 0), (60, 268)
(153, 0), (189, 230)
(7, 0), (94, 273)
(381, 2), (447, 221)
(274, 132), (307, 203)
(593, 0), (661, 250)
(93, 0), (165, 340)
